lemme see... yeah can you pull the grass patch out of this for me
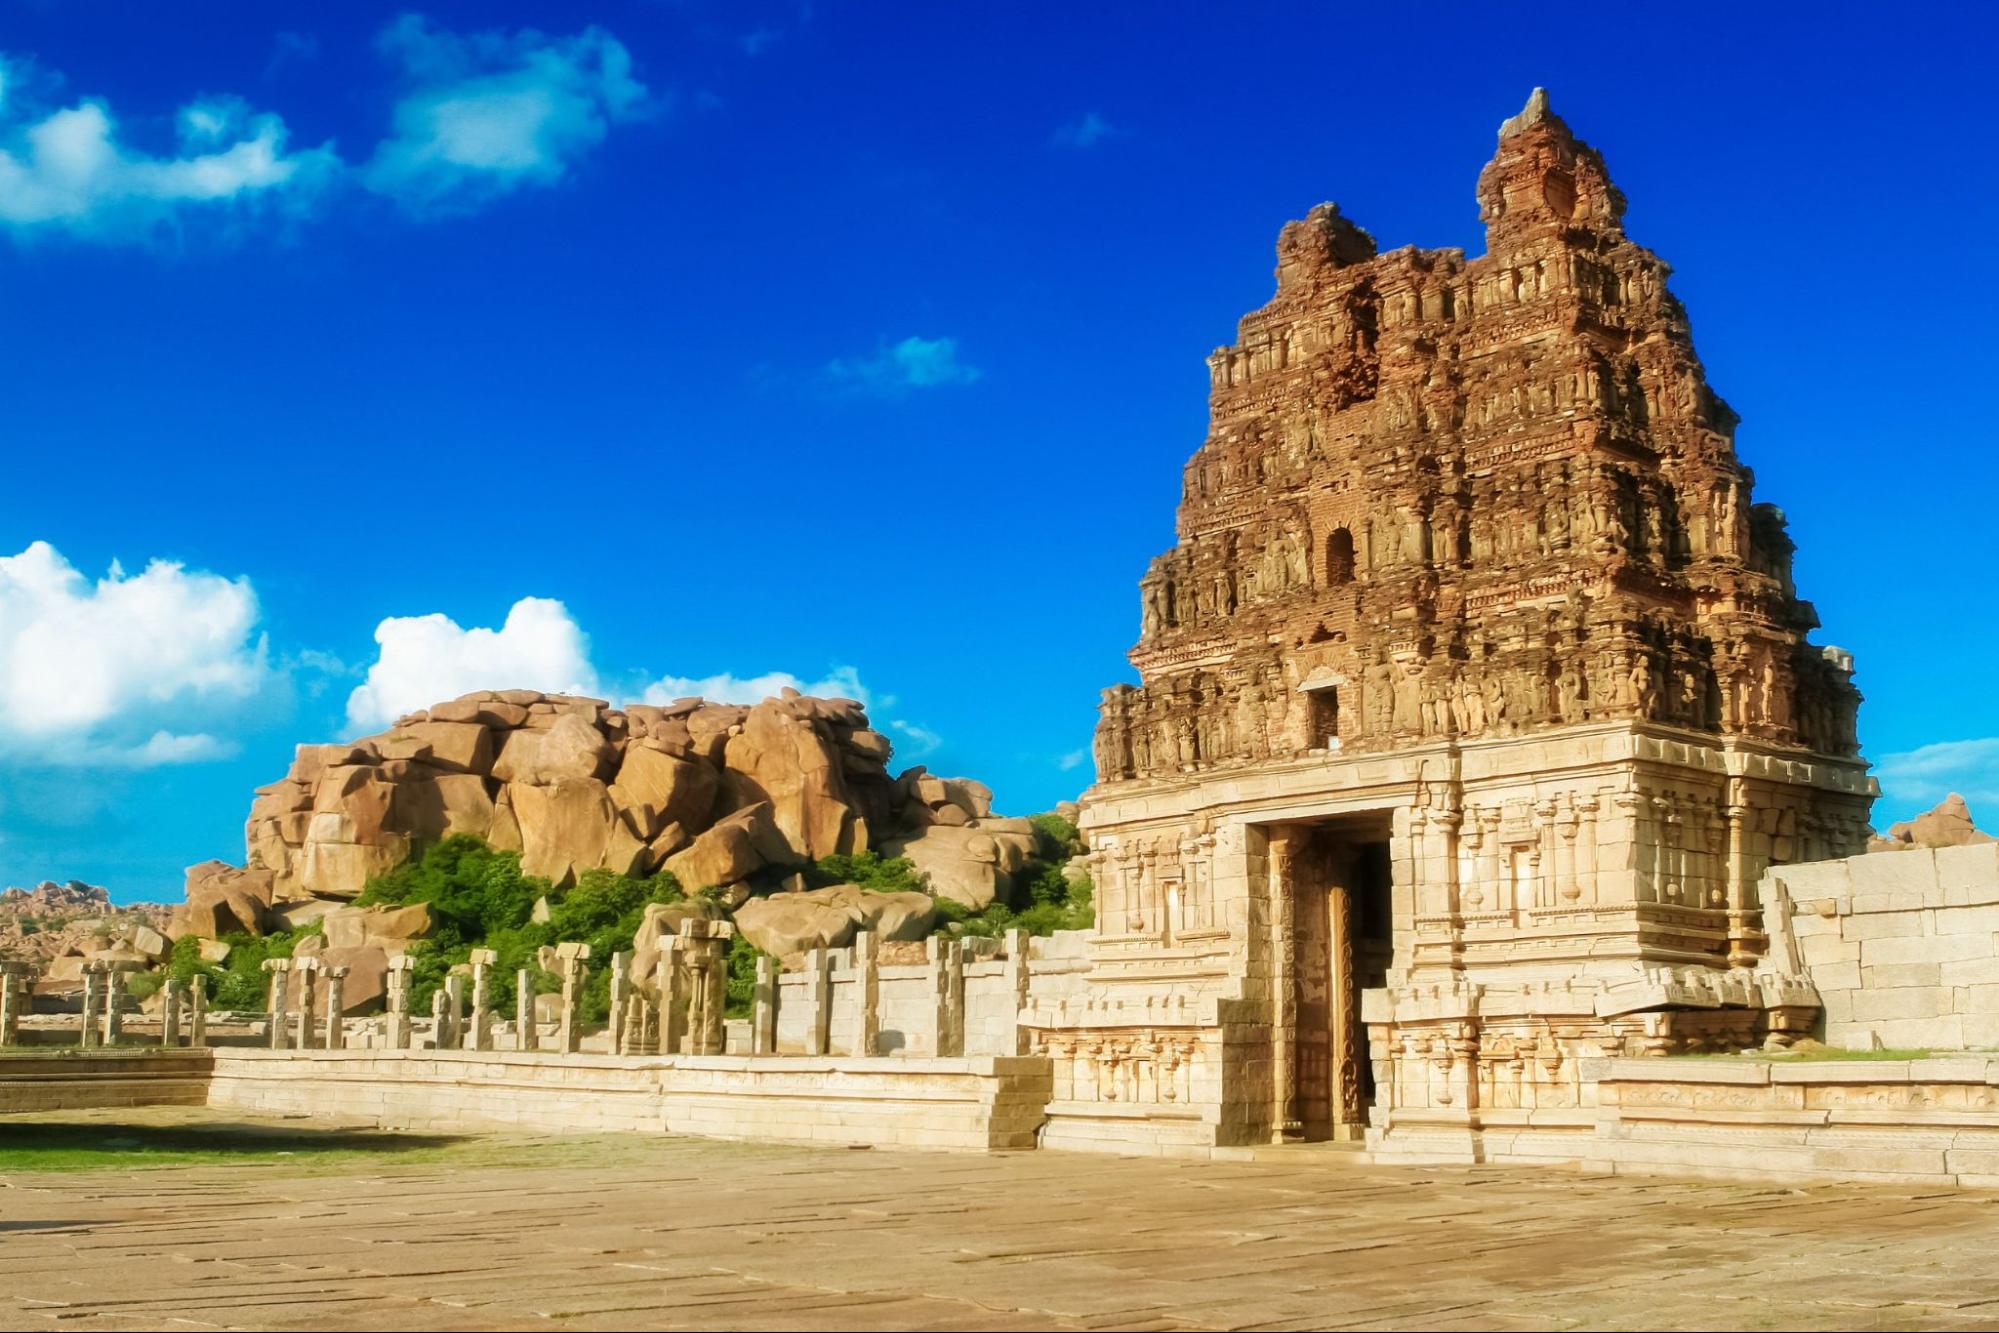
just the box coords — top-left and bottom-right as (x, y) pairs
(0, 1120), (471, 1172)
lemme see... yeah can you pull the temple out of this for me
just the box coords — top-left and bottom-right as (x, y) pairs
(1038, 89), (1876, 1157)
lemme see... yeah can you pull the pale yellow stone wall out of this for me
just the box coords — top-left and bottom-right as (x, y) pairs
(0, 1050), (212, 1114)
(1763, 843), (1999, 1051)
(201, 1050), (1052, 1150)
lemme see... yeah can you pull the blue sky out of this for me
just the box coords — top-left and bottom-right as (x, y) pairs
(1, 2), (1993, 902)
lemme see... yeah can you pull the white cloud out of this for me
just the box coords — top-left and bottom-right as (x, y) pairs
(1057, 747), (1088, 772)
(361, 15), (648, 215)
(1053, 111), (1124, 150)
(887, 719), (942, 758)
(0, 57), (338, 243)
(0, 541), (270, 765)
(640, 665), (869, 708)
(1873, 738), (1999, 824)
(825, 336), (981, 397)
(346, 596), (598, 729)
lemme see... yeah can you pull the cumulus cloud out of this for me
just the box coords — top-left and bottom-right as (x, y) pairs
(1052, 111), (1124, 150)
(640, 665), (869, 708)
(346, 596), (599, 729)
(0, 57), (338, 243)
(0, 541), (270, 765)
(1873, 738), (1999, 823)
(825, 336), (982, 397)
(361, 15), (648, 215)
(887, 719), (943, 758)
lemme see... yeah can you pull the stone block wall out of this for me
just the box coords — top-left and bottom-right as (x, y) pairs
(1765, 843), (1999, 1050)
(0, 1049), (213, 1113)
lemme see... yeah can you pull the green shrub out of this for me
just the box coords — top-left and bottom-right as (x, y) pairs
(356, 835), (683, 1021)
(805, 850), (928, 895)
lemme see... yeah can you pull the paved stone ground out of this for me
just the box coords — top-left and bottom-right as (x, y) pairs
(4, 1109), (1999, 1331)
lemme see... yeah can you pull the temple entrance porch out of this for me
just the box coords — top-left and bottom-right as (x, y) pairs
(1273, 814), (1395, 1142)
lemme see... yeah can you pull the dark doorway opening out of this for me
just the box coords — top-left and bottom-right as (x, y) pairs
(1289, 821), (1394, 1141)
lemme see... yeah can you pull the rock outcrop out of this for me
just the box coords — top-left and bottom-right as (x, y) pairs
(1867, 793), (1996, 852)
(166, 688), (1062, 1007)
(0, 880), (172, 981)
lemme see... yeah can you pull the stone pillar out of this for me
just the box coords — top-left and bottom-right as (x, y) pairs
(443, 973), (467, 1050)
(428, 990), (449, 1048)
(467, 949), (496, 1052)
(0, 965), (23, 1047)
(608, 950), (630, 1055)
(79, 965), (102, 1048)
(750, 954), (776, 1055)
(261, 959), (291, 1050)
(681, 921), (734, 1057)
(1266, 826), (1305, 1141)
(291, 958), (319, 1050)
(805, 946), (834, 1056)
(515, 968), (538, 1051)
(101, 963), (136, 1046)
(189, 974), (208, 1048)
(854, 931), (881, 1057)
(999, 928), (1032, 1056)
(322, 966), (349, 1050)
(161, 978), (183, 1048)
(555, 942), (591, 1054)
(657, 942), (687, 1056)
(386, 955), (415, 1051)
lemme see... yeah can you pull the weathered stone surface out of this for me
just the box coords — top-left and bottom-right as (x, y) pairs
(493, 713), (615, 785)
(168, 863), (275, 939)
(733, 884), (937, 962)
(1878, 794), (1995, 851)
(610, 745), (719, 841)
(663, 801), (792, 890)
(374, 721), (496, 774)
(722, 701), (865, 861)
(511, 778), (617, 887)
(322, 903), (435, 953)
(295, 836), (408, 900)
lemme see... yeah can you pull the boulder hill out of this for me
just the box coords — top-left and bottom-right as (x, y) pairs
(171, 688), (1064, 965)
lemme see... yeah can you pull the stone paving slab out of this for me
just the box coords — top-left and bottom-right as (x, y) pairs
(3, 1109), (1999, 1331)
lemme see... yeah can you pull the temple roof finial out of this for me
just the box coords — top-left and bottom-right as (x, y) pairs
(1498, 88), (1557, 140)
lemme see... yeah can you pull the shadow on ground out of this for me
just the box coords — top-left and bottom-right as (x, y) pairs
(0, 1119), (470, 1167)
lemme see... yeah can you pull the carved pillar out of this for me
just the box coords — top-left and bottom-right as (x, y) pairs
(1000, 927), (1032, 1056)
(189, 974), (208, 1048)
(1725, 777), (1756, 965)
(428, 990), (448, 1048)
(751, 955), (776, 1055)
(854, 931), (881, 1057)
(1267, 826), (1306, 1143)
(322, 966), (348, 1050)
(806, 946), (834, 1056)
(463, 949), (495, 1052)
(261, 959), (290, 1051)
(516, 968), (538, 1051)
(1329, 874), (1363, 1140)
(292, 959), (319, 1050)
(0, 966), (23, 1046)
(681, 920), (733, 1056)
(161, 978), (182, 1048)
(386, 955), (414, 1051)
(657, 941), (687, 1056)
(607, 950), (630, 1056)
(442, 972), (465, 1051)
(101, 964), (132, 1046)
(555, 943), (591, 1054)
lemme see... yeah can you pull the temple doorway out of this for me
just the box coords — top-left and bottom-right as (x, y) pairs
(1286, 818), (1394, 1141)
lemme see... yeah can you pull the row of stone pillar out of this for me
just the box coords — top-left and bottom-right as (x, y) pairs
(260, 956), (354, 1050)
(786, 930), (1026, 1058)
(7, 961), (211, 1050)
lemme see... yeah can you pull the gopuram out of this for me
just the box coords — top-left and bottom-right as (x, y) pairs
(1045, 90), (1876, 1157)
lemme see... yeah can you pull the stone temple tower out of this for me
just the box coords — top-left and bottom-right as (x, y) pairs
(1026, 91), (1875, 1159)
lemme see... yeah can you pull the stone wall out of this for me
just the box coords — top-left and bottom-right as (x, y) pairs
(1474, 1056), (1999, 1188)
(0, 1049), (213, 1114)
(201, 1050), (1050, 1150)
(1763, 843), (1999, 1051)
